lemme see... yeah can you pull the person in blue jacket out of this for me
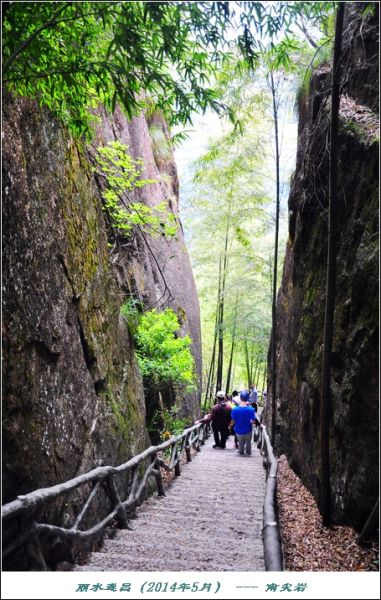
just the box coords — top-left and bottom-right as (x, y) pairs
(231, 390), (255, 456)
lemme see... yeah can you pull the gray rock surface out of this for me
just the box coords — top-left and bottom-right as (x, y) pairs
(263, 3), (379, 530)
(2, 94), (202, 567)
(74, 436), (266, 571)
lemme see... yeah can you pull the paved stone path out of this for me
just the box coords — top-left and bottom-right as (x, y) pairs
(75, 435), (266, 571)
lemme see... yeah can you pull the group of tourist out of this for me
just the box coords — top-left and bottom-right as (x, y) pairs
(199, 385), (262, 456)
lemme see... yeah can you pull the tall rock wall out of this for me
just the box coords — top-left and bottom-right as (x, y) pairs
(266, 3), (379, 530)
(90, 105), (202, 419)
(2, 92), (201, 566)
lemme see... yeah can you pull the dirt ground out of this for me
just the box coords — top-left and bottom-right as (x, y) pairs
(276, 455), (379, 571)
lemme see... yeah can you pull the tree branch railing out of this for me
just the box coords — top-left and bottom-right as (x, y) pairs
(2, 421), (210, 570)
(256, 423), (284, 571)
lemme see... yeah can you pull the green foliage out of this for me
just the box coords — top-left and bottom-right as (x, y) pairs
(147, 406), (191, 447)
(133, 308), (195, 390)
(2, 1), (233, 136)
(340, 119), (363, 137)
(160, 407), (192, 438)
(96, 141), (178, 238)
(361, 3), (376, 18)
(235, 226), (251, 248)
(231, 1), (335, 69)
(181, 46), (304, 390)
(259, 37), (305, 73)
(120, 297), (143, 336)
(2, 2), (336, 137)
(183, 83), (274, 389)
(295, 36), (334, 106)
(171, 129), (194, 149)
(285, 2), (336, 36)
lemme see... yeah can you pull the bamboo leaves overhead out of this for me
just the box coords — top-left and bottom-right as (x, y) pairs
(3, 2), (335, 137)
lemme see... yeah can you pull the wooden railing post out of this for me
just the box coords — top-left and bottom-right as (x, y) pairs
(126, 466), (139, 519)
(199, 425), (204, 446)
(257, 426), (263, 449)
(195, 430), (202, 452)
(151, 453), (165, 497)
(174, 441), (181, 476)
(26, 529), (48, 571)
(105, 476), (129, 529)
(185, 432), (192, 462)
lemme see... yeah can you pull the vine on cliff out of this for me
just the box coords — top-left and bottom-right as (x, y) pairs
(95, 141), (178, 239)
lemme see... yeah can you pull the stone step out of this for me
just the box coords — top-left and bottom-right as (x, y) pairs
(75, 552), (263, 572)
(99, 539), (264, 560)
(100, 533), (264, 553)
(134, 512), (262, 524)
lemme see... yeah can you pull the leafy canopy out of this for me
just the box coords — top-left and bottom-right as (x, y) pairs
(3, 1), (335, 137)
(2, 1), (232, 136)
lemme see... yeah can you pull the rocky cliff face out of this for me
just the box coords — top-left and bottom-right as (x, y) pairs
(90, 105), (202, 420)
(265, 3), (379, 530)
(2, 92), (201, 566)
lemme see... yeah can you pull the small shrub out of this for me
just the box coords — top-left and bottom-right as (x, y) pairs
(134, 308), (195, 390)
(150, 407), (191, 441)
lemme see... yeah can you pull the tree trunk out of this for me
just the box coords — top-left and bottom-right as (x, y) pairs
(232, 357), (237, 390)
(270, 70), (280, 448)
(261, 365), (267, 394)
(244, 340), (251, 388)
(320, 2), (345, 528)
(216, 296), (224, 392)
(249, 339), (255, 384)
(225, 296), (238, 394)
(216, 205), (231, 392)
(203, 319), (218, 410)
(252, 355), (260, 387)
(225, 334), (235, 395)
(204, 256), (222, 407)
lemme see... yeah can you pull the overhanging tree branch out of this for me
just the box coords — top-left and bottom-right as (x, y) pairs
(2, 4), (70, 75)
(295, 17), (319, 49)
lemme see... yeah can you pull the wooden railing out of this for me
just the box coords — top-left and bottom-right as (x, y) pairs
(2, 421), (210, 570)
(256, 423), (284, 571)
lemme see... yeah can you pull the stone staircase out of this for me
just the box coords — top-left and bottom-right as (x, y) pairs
(74, 435), (266, 571)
